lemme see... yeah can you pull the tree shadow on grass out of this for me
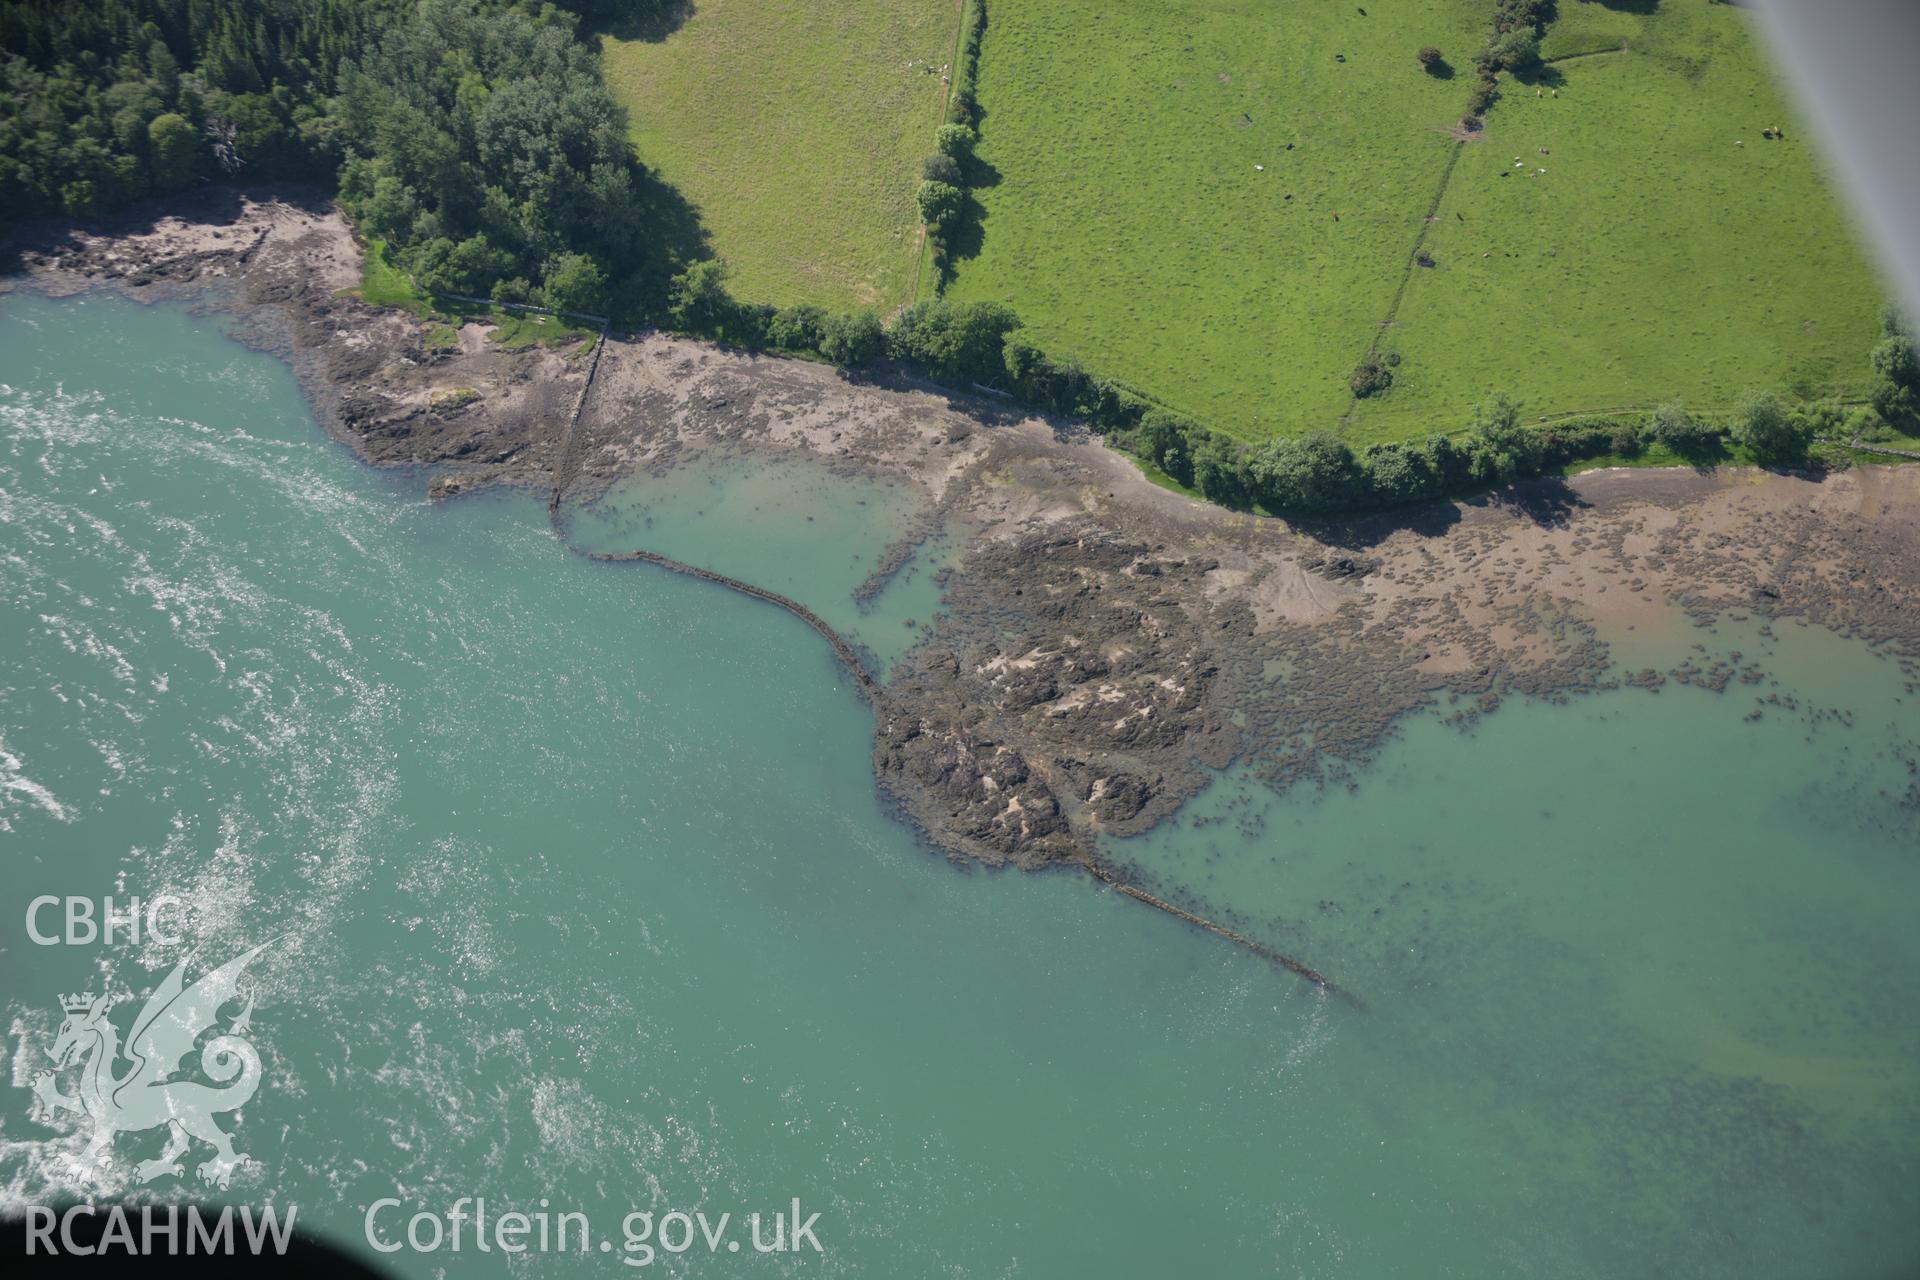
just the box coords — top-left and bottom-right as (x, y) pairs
(617, 166), (714, 319)
(1585, 0), (1658, 14)
(591, 0), (695, 43)
(953, 86), (988, 136)
(936, 190), (990, 291)
(963, 153), (1002, 191)
(1513, 62), (1567, 89)
(933, 147), (1001, 288)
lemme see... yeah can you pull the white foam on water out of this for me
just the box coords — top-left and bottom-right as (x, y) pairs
(0, 732), (71, 830)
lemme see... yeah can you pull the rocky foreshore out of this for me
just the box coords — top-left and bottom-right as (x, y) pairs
(10, 191), (1920, 885)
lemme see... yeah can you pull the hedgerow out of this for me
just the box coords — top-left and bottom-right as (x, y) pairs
(622, 240), (1916, 519)
(947, 0), (988, 126)
(916, 1), (988, 290)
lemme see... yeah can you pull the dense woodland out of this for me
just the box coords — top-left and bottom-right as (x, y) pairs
(3, 0), (1912, 516)
(0, 0), (683, 312)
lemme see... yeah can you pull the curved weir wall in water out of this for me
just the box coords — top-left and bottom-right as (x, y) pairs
(4, 291), (1920, 1277)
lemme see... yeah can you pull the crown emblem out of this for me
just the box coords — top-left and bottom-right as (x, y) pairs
(60, 992), (96, 1014)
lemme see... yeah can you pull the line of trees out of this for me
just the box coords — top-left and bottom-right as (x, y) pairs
(1868, 305), (1920, 434)
(918, 0), (985, 288)
(664, 262), (1914, 517)
(1461, 0), (1552, 124)
(1131, 386), (1874, 514)
(1136, 395), (1610, 514)
(661, 258), (889, 367)
(945, 0), (986, 127)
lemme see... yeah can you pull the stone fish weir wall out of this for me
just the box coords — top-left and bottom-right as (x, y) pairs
(21, 193), (1920, 1012)
(547, 302), (1357, 1001)
(4, 193), (1359, 1002)
(580, 545), (1355, 1004)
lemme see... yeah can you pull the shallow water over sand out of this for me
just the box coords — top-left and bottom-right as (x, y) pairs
(2, 292), (1916, 1277)
(566, 450), (955, 672)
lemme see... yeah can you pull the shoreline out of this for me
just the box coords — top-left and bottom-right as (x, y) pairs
(8, 191), (1920, 982)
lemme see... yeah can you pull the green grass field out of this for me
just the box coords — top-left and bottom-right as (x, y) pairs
(351, 240), (599, 351)
(355, 236), (431, 316)
(944, 0), (1488, 436)
(1347, 2), (1885, 443)
(601, 0), (958, 311)
(943, 0), (1887, 444)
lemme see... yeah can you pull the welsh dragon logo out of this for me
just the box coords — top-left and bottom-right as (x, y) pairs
(27, 942), (274, 1190)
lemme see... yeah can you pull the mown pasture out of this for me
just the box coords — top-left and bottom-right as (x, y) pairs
(1348, 1), (1885, 442)
(943, 0), (1886, 444)
(943, 0), (1489, 437)
(601, 0), (959, 311)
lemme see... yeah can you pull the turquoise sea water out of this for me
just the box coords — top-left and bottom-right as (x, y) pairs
(2, 291), (1917, 1277)
(566, 452), (955, 672)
